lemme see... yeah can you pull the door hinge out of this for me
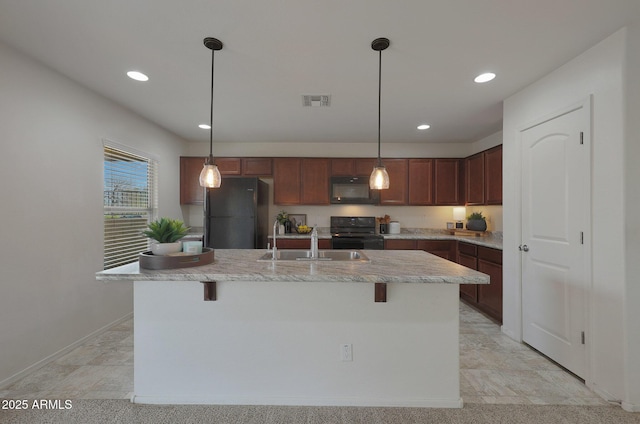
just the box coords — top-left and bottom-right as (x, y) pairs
(580, 131), (584, 145)
(581, 331), (585, 345)
(580, 232), (584, 244)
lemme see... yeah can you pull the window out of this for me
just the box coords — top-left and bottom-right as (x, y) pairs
(103, 143), (158, 269)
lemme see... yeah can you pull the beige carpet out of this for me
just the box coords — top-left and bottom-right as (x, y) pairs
(1, 400), (638, 424)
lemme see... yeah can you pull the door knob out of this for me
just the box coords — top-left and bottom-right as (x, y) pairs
(519, 244), (529, 252)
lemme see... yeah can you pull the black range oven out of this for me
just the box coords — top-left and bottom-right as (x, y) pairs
(330, 216), (384, 250)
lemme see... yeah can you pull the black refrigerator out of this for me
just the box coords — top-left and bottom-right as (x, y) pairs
(204, 178), (269, 249)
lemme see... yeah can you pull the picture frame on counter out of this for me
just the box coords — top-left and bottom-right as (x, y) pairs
(289, 214), (307, 228)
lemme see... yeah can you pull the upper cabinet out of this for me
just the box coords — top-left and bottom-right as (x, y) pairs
(180, 157), (206, 205)
(330, 158), (377, 176)
(465, 153), (485, 205)
(273, 158), (330, 205)
(484, 145), (502, 205)
(300, 158), (330, 205)
(273, 158), (302, 205)
(434, 159), (464, 205)
(180, 157), (273, 205)
(408, 159), (434, 205)
(379, 159), (409, 205)
(465, 145), (502, 206)
(182, 148), (501, 206)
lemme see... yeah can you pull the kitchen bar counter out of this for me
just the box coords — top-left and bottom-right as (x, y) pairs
(97, 249), (488, 408)
(97, 249), (488, 285)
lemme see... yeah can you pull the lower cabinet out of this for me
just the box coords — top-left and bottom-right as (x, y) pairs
(457, 243), (478, 303)
(384, 239), (455, 261)
(456, 242), (502, 323)
(273, 238), (331, 249)
(416, 240), (456, 261)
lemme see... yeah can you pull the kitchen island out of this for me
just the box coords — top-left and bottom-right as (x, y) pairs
(97, 249), (488, 407)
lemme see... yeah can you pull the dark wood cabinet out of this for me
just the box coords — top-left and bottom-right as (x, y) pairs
(434, 159), (464, 205)
(464, 145), (502, 206)
(477, 246), (503, 321)
(416, 240), (455, 260)
(180, 157), (273, 204)
(183, 149), (500, 207)
(301, 159), (330, 204)
(216, 157), (242, 175)
(457, 242), (478, 303)
(330, 158), (377, 176)
(273, 158), (330, 205)
(243, 158), (272, 176)
(274, 238), (331, 249)
(331, 158), (356, 176)
(354, 158), (377, 176)
(384, 239), (416, 250)
(465, 152), (485, 205)
(408, 159), (434, 205)
(484, 145), (502, 205)
(456, 241), (502, 323)
(273, 158), (302, 205)
(180, 156), (206, 205)
(385, 239), (455, 261)
(379, 159), (408, 205)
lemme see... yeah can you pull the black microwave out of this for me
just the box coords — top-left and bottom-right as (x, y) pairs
(330, 176), (380, 204)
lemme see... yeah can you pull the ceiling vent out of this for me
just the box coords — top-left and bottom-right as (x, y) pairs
(302, 94), (331, 107)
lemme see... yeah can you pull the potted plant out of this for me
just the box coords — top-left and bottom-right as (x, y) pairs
(143, 217), (190, 255)
(466, 211), (487, 232)
(277, 210), (290, 233)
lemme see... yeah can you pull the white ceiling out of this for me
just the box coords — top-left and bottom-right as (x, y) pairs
(0, 0), (638, 145)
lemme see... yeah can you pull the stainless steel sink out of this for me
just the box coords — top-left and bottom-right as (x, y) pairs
(258, 249), (370, 262)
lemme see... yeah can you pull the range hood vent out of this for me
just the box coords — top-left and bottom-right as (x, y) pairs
(302, 94), (331, 107)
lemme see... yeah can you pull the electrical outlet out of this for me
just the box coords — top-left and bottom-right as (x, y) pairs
(340, 343), (353, 361)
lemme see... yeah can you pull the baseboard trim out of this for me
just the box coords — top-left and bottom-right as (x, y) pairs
(0, 312), (133, 389)
(621, 401), (639, 412)
(131, 394), (464, 408)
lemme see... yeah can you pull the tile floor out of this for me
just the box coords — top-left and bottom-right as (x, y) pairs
(0, 302), (609, 406)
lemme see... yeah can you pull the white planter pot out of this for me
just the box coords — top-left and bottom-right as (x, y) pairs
(150, 241), (182, 256)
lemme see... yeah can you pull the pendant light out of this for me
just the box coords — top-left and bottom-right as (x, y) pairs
(199, 37), (223, 188)
(369, 37), (390, 190)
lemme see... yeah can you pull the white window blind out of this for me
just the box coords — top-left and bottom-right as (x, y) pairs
(103, 145), (157, 269)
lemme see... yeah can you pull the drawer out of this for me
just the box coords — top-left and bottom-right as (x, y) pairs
(458, 242), (477, 257)
(478, 246), (502, 265)
(458, 253), (478, 270)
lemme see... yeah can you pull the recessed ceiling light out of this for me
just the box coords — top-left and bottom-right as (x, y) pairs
(127, 71), (149, 82)
(417, 124), (431, 130)
(474, 72), (496, 83)
(198, 124), (211, 129)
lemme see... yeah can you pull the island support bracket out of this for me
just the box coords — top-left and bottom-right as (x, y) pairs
(202, 281), (217, 301)
(374, 283), (387, 302)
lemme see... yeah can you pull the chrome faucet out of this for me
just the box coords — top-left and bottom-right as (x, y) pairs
(272, 219), (279, 260)
(310, 226), (319, 259)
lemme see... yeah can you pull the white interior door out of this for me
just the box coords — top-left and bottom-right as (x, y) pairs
(520, 101), (590, 378)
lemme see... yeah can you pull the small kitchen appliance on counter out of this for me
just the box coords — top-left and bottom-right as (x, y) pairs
(388, 221), (401, 234)
(330, 216), (384, 250)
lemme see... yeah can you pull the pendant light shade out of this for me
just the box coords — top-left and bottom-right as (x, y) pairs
(199, 37), (223, 188)
(370, 164), (390, 190)
(370, 37), (390, 190)
(199, 163), (222, 188)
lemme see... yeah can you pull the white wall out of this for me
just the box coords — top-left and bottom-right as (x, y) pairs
(0, 41), (187, 386)
(623, 20), (640, 412)
(503, 28), (631, 403)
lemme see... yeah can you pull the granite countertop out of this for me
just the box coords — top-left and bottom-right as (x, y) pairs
(96, 249), (489, 285)
(271, 228), (503, 250)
